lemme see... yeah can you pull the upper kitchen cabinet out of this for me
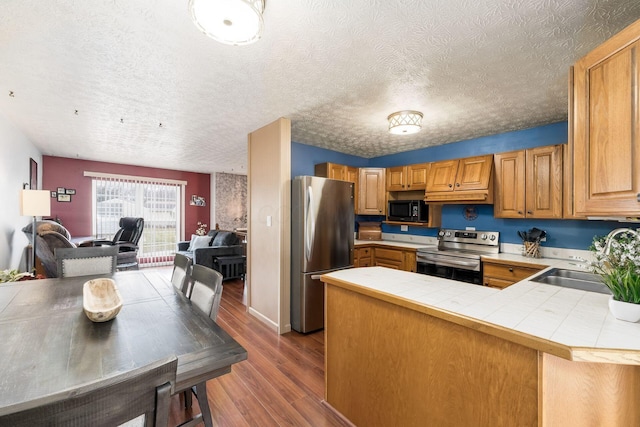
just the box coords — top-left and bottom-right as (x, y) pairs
(386, 163), (429, 191)
(315, 162), (358, 183)
(358, 168), (386, 215)
(315, 162), (359, 211)
(494, 145), (563, 219)
(572, 19), (640, 216)
(424, 155), (494, 204)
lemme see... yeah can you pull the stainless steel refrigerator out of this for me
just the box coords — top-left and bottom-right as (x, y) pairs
(291, 176), (354, 333)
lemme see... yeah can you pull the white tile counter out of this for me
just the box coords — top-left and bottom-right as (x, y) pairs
(322, 266), (640, 365)
(354, 239), (435, 250)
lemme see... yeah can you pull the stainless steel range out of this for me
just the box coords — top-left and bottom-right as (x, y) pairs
(416, 228), (499, 284)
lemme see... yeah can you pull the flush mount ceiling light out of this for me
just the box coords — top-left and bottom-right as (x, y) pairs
(387, 110), (423, 135)
(189, 0), (265, 46)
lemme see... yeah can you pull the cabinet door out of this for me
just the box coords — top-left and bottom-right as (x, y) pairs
(387, 166), (406, 191)
(573, 23), (640, 215)
(407, 163), (429, 190)
(526, 145), (563, 218)
(358, 168), (386, 215)
(494, 150), (526, 218)
(403, 251), (416, 273)
(373, 247), (403, 270)
(455, 155), (493, 191)
(346, 166), (359, 212)
(426, 160), (458, 192)
(328, 163), (346, 180)
(345, 166), (358, 184)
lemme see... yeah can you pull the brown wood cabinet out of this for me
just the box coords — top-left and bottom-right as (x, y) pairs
(354, 246), (372, 267)
(482, 259), (545, 289)
(355, 245), (416, 272)
(494, 145), (563, 219)
(572, 19), (640, 216)
(357, 168), (386, 215)
(386, 163), (429, 191)
(425, 155), (494, 203)
(315, 162), (359, 211)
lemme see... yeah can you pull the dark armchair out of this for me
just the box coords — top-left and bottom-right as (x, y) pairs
(81, 217), (144, 270)
(22, 220), (75, 278)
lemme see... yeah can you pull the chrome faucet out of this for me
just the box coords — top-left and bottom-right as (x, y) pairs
(601, 228), (640, 256)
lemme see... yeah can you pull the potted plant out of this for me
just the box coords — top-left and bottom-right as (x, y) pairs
(591, 228), (640, 322)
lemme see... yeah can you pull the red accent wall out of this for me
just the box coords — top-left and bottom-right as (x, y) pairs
(42, 156), (210, 239)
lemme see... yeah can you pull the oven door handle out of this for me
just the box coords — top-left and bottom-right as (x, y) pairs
(418, 254), (479, 268)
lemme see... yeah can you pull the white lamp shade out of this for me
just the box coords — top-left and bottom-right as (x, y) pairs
(189, 0), (264, 46)
(388, 111), (423, 135)
(20, 190), (51, 217)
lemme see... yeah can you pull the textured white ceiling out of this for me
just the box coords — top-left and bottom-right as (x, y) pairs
(1, 1), (639, 174)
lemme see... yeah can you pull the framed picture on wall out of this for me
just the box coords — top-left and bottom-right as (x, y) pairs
(57, 194), (71, 202)
(51, 191), (57, 198)
(29, 158), (37, 190)
(66, 189), (76, 195)
(57, 187), (66, 194)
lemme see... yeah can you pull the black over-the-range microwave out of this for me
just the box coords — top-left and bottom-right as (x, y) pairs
(387, 200), (429, 222)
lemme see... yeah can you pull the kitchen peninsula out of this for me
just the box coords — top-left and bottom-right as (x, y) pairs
(321, 267), (640, 426)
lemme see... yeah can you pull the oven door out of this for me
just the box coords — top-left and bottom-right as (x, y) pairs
(417, 252), (482, 285)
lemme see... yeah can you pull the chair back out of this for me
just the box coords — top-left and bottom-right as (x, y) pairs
(0, 356), (177, 427)
(113, 217), (144, 246)
(22, 221), (76, 278)
(189, 264), (224, 321)
(171, 253), (192, 296)
(55, 246), (118, 278)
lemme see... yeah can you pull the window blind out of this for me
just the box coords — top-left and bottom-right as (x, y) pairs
(86, 172), (185, 267)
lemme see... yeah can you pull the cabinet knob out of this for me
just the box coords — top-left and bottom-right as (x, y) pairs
(527, 211), (533, 215)
(517, 211), (523, 215)
(509, 268), (513, 272)
(407, 184), (410, 188)
(455, 183), (460, 187)
(448, 184), (453, 188)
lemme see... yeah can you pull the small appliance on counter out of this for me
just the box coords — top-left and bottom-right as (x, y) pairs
(358, 222), (382, 240)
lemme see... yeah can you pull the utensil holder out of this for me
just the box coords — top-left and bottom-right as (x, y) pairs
(523, 241), (541, 258)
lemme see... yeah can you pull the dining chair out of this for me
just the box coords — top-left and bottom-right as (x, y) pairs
(0, 356), (177, 427)
(177, 264), (224, 427)
(55, 246), (118, 278)
(171, 253), (192, 296)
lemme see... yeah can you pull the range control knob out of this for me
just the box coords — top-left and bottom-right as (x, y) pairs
(480, 234), (488, 240)
(445, 231), (452, 237)
(438, 230), (445, 237)
(489, 234), (496, 241)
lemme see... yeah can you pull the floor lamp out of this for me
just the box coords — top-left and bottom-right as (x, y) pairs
(20, 189), (51, 273)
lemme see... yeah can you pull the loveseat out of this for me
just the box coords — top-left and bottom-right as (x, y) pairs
(176, 230), (244, 275)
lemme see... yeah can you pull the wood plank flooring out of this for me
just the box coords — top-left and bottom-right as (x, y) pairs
(167, 276), (352, 427)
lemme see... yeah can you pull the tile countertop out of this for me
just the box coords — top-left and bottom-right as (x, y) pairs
(354, 239), (436, 250)
(321, 266), (640, 366)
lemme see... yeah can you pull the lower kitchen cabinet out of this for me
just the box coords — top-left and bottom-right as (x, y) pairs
(354, 247), (372, 267)
(355, 245), (416, 272)
(482, 260), (545, 289)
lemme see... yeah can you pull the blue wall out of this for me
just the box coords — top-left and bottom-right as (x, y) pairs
(291, 121), (629, 250)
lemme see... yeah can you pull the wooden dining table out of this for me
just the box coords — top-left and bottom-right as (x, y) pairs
(0, 270), (247, 421)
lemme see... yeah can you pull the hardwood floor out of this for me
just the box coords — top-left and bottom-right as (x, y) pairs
(167, 276), (351, 427)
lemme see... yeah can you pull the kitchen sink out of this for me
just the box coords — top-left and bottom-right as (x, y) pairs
(530, 268), (611, 295)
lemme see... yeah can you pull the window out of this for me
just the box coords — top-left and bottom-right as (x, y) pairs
(86, 172), (186, 267)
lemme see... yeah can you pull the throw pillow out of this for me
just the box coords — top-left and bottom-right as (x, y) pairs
(211, 231), (237, 247)
(187, 234), (212, 251)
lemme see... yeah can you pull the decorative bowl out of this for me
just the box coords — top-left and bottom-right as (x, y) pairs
(83, 278), (123, 322)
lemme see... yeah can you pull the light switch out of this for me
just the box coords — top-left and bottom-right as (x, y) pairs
(400, 225), (408, 232)
(266, 215), (272, 227)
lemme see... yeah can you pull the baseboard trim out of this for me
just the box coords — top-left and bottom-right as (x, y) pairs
(321, 400), (355, 426)
(248, 307), (278, 332)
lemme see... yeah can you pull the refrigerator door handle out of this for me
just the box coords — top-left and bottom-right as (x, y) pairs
(305, 185), (315, 261)
(311, 274), (321, 280)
